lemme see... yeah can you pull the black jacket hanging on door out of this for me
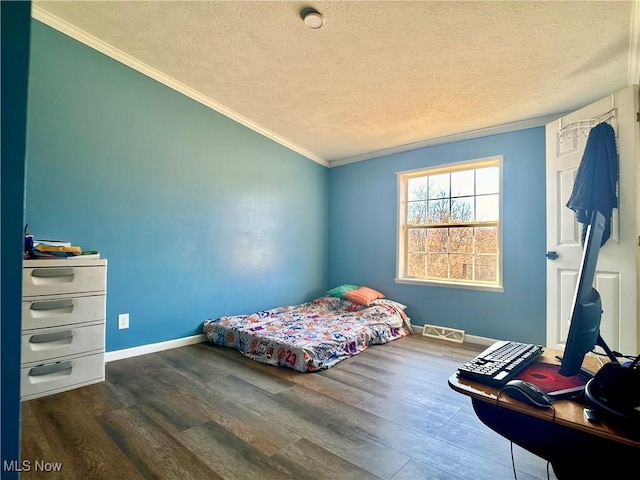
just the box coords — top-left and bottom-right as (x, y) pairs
(566, 122), (618, 246)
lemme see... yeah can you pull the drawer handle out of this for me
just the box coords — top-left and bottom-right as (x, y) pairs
(30, 299), (74, 311)
(29, 331), (73, 344)
(31, 267), (75, 278)
(29, 361), (72, 377)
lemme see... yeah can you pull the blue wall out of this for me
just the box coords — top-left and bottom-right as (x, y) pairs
(328, 129), (548, 344)
(25, 21), (329, 352)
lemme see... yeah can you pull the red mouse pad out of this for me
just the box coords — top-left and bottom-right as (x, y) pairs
(516, 362), (590, 394)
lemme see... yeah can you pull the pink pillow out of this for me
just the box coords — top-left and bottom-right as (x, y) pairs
(344, 286), (385, 306)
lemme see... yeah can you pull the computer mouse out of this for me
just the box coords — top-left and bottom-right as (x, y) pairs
(502, 380), (554, 408)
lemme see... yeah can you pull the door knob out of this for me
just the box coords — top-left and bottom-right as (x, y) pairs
(546, 251), (559, 260)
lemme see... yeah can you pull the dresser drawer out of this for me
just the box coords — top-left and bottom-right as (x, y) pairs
(23, 265), (106, 297)
(22, 293), (105, 330)
(21, 352), (105, 401)
(22, 323), (104, 365)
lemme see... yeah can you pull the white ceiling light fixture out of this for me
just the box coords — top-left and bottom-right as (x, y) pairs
(301, 7), (323, 29)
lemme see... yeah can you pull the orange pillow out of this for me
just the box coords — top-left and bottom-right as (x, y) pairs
(344, 286), (385, 306)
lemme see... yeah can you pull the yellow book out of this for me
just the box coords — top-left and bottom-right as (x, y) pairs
(35, 244), (82, 253)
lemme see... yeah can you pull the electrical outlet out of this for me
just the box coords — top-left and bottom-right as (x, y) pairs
(118, 313), (129, 330)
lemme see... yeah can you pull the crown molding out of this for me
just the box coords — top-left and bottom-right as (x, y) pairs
(328, 113), (564, 167)
(30, 6), (329, 167)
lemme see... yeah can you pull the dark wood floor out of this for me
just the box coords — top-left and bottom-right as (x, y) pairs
(20, 336), (557, 479)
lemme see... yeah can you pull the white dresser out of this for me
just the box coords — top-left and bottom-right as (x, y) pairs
(21, 258), (107, 401)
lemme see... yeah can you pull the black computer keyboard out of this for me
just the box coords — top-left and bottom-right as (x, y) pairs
(457, 340), (543, 387)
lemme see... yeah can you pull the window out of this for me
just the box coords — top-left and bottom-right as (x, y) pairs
(397, 156), (502, 289)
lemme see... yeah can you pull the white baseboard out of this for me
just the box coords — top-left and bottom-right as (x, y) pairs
(105, 328), (494, 363)
(105, 334), (207, 363)
(462, 334), (496, 347)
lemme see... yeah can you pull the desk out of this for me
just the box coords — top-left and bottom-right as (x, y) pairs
(449, 348), (640, 479)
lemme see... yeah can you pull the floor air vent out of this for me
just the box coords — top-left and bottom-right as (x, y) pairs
(422, 324), (465, 343)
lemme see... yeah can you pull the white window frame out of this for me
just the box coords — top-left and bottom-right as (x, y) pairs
(396, 156), (504, 292)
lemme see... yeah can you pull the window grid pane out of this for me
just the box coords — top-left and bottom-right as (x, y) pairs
(400, 159), (501, 286)
(408, 226), (498, 283)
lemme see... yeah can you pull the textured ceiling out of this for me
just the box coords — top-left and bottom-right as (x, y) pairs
(32, 1), (638, 166)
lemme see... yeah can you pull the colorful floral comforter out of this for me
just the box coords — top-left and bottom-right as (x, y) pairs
(203, 296), (413, 372)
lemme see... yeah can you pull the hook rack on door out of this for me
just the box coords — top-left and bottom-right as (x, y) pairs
(557, 108), (616, 142)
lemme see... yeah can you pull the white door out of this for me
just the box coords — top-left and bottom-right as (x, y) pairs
(546, 85), (638, 357)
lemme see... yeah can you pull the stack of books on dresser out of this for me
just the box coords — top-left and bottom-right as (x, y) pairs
(31, 239), (100, 259)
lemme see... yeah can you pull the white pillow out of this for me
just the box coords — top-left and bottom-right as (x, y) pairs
(370, 298), (407, 310)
